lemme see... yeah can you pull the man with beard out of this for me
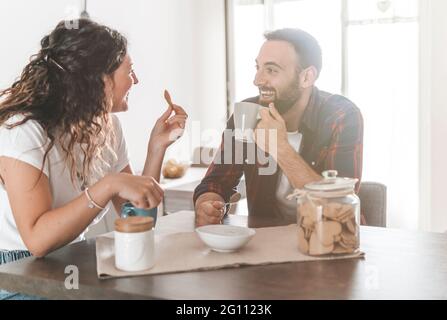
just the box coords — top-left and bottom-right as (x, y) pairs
(193, 28), (363, 226)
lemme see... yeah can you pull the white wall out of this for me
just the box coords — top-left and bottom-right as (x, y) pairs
(88, 0), (227, 171)
(420, 0), (447, 232)
(0, 0), (227, 172)
(0, 0), (83, 88)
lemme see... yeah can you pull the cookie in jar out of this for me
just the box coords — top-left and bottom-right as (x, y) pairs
(288, 170), (360, 256)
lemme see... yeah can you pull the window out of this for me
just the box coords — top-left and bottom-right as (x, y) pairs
(228, 0), (420, 229)
(232, 0), (342, 102)
(232, 1), (266, 105)
(346, 0), (419, 229)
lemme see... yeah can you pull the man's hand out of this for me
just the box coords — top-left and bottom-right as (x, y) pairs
(195, 192), (225, 226)
(254, 103), (288, 157)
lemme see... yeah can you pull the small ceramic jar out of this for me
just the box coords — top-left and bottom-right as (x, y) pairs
(114, 216), (155, 272)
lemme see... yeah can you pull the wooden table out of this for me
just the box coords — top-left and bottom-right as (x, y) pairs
(1, 211), (447, 299)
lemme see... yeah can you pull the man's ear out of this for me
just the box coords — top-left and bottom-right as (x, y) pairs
(300, 66), (318, 89)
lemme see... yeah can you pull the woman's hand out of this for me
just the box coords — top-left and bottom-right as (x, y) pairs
(110, 173), (164, 209)
(148, 102), (188, 152)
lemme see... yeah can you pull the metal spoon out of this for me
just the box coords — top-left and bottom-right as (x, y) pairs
(220, 192), (242, 221)
(226, 192), (242, 212)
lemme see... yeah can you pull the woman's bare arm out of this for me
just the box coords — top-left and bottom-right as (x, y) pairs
(0, 156), (163, 257)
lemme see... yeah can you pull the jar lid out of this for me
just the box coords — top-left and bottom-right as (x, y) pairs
(304, 170), (358, 192)
(115, 216), (154, 233)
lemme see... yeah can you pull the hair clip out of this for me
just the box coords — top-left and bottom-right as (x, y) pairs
(48, 57), (66, 72)
(43, 53), (66, 72)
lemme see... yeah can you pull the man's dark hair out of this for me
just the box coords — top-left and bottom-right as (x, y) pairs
(264, 28), (322, 76)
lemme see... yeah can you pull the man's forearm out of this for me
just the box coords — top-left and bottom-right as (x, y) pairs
(275, 142), (322, 189)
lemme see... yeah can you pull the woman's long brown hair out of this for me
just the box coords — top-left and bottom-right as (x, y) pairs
(0, 19), (127, 186)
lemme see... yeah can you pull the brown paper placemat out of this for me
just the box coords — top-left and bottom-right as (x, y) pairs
(96, 213), (364, 279)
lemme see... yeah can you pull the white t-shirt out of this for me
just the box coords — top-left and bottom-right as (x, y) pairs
(0, 114), (129, 251)
(275, 131), (303, 222)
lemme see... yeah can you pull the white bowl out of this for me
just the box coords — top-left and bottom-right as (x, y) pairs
(195, 225), (256, 253)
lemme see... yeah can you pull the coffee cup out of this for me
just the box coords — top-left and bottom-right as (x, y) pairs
(233, 102), (263, 143)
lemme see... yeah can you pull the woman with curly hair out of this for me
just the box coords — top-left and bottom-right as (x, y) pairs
(0, 19), (187, 288)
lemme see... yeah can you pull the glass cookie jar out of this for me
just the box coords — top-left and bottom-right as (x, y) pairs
(288, 170), (360, 256)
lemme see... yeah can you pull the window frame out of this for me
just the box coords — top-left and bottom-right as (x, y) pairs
(225, 0), (419, 112)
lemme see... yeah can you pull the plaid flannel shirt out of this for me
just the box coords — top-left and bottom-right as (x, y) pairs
(193, 87), (363, 219)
